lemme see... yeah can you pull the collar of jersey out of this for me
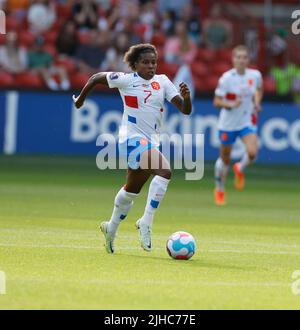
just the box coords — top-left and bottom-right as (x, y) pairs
(233, 68), (248, 76)
(134, 72), (154, 81)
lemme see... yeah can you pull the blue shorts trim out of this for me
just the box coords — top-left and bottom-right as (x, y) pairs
(118, 137), (157, 170)
(219, 126), (257, 145)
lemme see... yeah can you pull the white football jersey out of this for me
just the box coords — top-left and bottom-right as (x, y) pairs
(215, 68), (262, 131)
(106, 72), (179, 145)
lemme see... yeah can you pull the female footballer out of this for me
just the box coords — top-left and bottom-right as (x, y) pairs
(213, 45), (263, 205)
(73, 43), (192, 253)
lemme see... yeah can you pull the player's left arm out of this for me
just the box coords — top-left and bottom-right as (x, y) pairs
(254, 71), (264, 113)
(254, 85), (263, 113)
(171, 82), (192, 115)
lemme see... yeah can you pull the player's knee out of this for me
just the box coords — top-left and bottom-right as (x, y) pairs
(248, 150), (257, 161)
(221, 156), (230, 166)
(155, 168), (172, 180)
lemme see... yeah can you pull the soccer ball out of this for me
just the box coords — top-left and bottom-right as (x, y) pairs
(166, 231), (196, 260)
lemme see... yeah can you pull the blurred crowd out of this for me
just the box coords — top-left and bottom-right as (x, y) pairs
(0, 0), (238, 92)
(0, 0), (298, 99)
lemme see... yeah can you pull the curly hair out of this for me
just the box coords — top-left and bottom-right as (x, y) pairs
(123, 43), (158, 71)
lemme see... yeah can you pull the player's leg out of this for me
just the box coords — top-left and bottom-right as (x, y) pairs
(233, 131), (257, 190)
(139, 147), (171, 225)
(52, 66), (70, 90)
(214, 144), (232, 205)
(214, 131), (234, 205)
(240, 132), (258, 168)
(100, 168), (151, 254)
(136, 147), (172, 251)
(35, 67), (59, 91)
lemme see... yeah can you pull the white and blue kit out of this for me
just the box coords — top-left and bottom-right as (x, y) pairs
(106, 71), (179, 168)
(215, 68), (262, 145)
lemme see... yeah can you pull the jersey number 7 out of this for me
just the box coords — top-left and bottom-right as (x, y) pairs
(144, 90), (152, 103)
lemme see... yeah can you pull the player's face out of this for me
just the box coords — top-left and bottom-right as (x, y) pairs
(135, 52), (157, 80)
(232, 50), (249, 72)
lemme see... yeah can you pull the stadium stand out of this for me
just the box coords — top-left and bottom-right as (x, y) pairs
(0, 0), (299, 96)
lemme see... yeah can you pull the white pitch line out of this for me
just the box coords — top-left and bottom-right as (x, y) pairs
(0, 228), (300, 254)
(0, 242), (300, 255)
(1, 230), (300, 250)
(0, 242), (160, 251)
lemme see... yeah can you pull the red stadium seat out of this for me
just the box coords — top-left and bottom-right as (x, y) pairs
(19, 31), (35, 48)
(217, 48), (232, 63)
(70, 72), (90, 90)
(51, 18), (64, 33)
(263, 76), (276, 93)
(0, 34), (5, 45)
(56, 4), (72, 20)
(55, 57), (76, 75)
(156, 62), (179, 79)
(134, 23), (147, 39)
(6, 16), (20, 31)
(196, 48), (216, 63)
(202, 75), (219, 92)
(15, 72), (44, 89)
(211, 62), (231, 76)
(190, 62), (208, 78)
(0, 71), (14, 88)
(151, 32), (166, 48)
(193, 77), (206, 93)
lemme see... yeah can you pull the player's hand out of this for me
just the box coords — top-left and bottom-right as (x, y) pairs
(179, 82), (190, 100)
(72, 94), (84, 109)
(254, 103), (262, 113)
(230, 97), (242, 109)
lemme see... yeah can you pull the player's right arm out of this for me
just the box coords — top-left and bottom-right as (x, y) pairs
(73, 72), (130, 108)
(213, 95), (241, 110)
(213, 73), (241, 110)
(73, 72), (108, 109)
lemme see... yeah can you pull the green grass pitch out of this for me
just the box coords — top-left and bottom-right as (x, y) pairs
(0, 155), (300, 309)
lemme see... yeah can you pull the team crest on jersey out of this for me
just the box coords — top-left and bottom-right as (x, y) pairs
(109, 72), (119, 80)
(248, 79), (254, 86)
(151, 82), (160, 90)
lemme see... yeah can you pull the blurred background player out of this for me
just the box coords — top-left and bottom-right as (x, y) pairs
(72, 43), (192, 253)
(213, 45), (263, 205)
